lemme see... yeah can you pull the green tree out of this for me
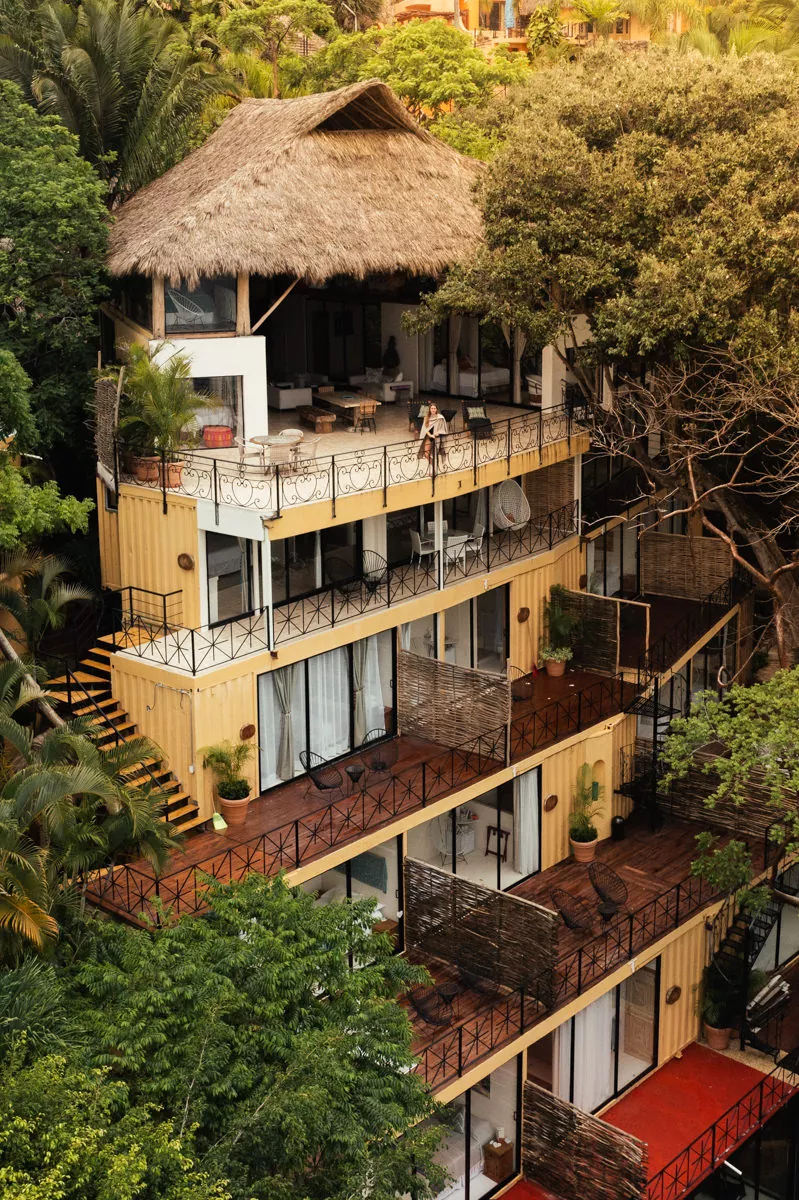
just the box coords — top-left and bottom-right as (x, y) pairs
(0, 0), (230, 206)
(0, 1049), (229, 1200)
(71, 873), (446, 1200)
(663, 669), (799, 875)
(570, 0), (629, 40)
(301, 19), (529, 121)
(526, 1), (566, 55)
(411, 48), (799, 658)
(0, 81), (106, 459)
(214, 0), (336, 97)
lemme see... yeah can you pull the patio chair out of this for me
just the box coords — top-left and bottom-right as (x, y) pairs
(299, 748), (344, 799)
(507, 665), (533, 702)
(298, 436), (320, 463)
(325, 555), (362, 601)
(361, 728), (399, 776)
(462, 401), (493, 440)
(354, 398), (378, 435)
(588, 861), (628, 919)
(409, 985), (452, 1027)
(361, 551), (388, 597)
(166, 288), (205, 328)
(234, 436), (262, 468)
(464, 522), (485, 564)
(426, 520), (448, 537)
(550, 887), (595, 933)
(492, 478), (531, 531)
(410, 530), (436, 567)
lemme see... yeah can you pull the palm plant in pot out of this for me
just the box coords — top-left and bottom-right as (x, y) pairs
(202, 740), (254, 827)
(540, 585), (579, 677)
(119, 344), (204, 488)
(569, 763), (604, 862)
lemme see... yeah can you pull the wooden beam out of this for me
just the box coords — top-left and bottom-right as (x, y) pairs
(251, 278), (299, 334)
(236, 272), (250, 335)
(152, 275), (166, 338)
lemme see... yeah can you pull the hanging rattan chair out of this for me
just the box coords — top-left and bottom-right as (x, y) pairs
(492, 478), (531, 531)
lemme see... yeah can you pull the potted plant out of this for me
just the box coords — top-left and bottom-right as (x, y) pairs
(541, 585), (579, 677)
(119, 344), (205, 488)
(569, 763), (603, 862)
(201, 740), (254, 827)
(699, 962), (739, 1050)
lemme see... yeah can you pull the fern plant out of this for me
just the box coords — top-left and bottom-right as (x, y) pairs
(202, 740), (252, 801)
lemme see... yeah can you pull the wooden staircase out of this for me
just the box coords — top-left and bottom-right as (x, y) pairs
(48, 638), (205, 834)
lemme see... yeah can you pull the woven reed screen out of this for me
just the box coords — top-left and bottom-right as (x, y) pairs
(524, 459), (574, 520)
(522, 1081), (647, 1200)
(94, 377), (119, 486)
(555, 589), (617, 675)
(404, 859), (557, 1003)
(640, 532), (731, 600)
(661, 755), (797, 841)
(397, 650), (511, 748)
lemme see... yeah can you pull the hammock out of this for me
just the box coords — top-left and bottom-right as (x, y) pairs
(492, 479), (531, 531)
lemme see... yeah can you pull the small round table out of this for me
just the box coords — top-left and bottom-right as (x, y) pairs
(250, 431), (304, 466)
(345, 763), (365, 790)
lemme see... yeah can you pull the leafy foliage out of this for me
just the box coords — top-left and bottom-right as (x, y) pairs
(119, 344), (206, 460)
(0, 80), (106, 456)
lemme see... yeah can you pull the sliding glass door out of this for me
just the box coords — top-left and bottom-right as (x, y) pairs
(257, 630), (395, 790)
(444, 587), (509, 675)
(555, 960), (659, 1112)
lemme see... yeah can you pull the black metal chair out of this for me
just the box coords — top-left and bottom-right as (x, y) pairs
(550, 887), (595, 933)
(361, 551), (388, 598)
(408, 400), (426, 433)
(299, 749), (344, 799)
(588, 861), (629, 922)
(409, 985), (453, 1027)
(462, 401), (493, 440)
(324, 555), (362, 601)
(507, 665), (533, 703)
(361, 729), (399, 776)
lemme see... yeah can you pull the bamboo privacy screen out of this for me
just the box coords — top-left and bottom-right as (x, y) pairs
(403, 859), (558, 1003)
(94, 376), (119, 487)
(640, 532), (731, 600)
(660, 753), (796, 843)
(522, 1081), (647, 1200)
(397, 650), (511, 749)
(557, 590), (618, 676)
(524, 459), (575, 520)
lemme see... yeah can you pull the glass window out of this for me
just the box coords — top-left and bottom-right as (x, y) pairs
(271, 522), (363, 605)
(165, 275), (237, 333)
(112, 274), (153, 331)
(205, 532), (252, 625)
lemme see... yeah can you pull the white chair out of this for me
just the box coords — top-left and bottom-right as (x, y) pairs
(410, 530), (436, 566)
(234, 436), (262, 467)
(465, 522), (485, 563)
(299, 436), (320, 462)
(492, 479), (531, 531)
(426, 520), (448, 536)
(166, 288), (205, 328)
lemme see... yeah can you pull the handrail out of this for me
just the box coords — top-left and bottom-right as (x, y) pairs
(116, 403), (582, 520)
(646, 1053), (798, 1200)
(109, 499), (580, 673)
(637, 572), (748, 688)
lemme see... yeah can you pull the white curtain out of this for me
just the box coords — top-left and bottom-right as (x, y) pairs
(501, 325), (528, 408)
(258, 667), (306, 789)
(572, 990), (615, 1112)
(352, 638), (368, 746)
(362, 635), (386, 734)
(308, 647), (349, 760)
(400, 623), (411, 651)
(273, 664), (295, 781)
(513, 768), (540, 876)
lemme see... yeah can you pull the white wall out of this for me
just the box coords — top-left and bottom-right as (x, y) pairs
(541, 315), (591, 410)
(152, 335), (269, 439)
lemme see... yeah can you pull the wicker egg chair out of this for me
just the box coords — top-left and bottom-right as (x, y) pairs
(492, 479), (531, 531)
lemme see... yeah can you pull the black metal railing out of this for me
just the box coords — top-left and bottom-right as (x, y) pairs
(415, 872), (719, 1089)
(107, 499), (580, 671)
(116, 404), (580, 520)
(647, 1055), (798, 1200)
(638, 574), (747, 688)
(88, 668), (635, 923)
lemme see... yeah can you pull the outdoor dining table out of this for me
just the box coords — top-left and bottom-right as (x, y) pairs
(249, 431), (303, 467)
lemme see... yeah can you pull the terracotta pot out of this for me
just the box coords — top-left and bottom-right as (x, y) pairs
(158, 460), (184, 489)
(545, 659), (566, 677)
(134, 455), (160, 483)
(570, 835), (598, 863)
(704, 1022), (733, 1051)
(219, 793), (251, 827)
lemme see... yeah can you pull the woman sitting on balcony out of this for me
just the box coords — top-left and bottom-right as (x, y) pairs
(418, 403), (449, 464)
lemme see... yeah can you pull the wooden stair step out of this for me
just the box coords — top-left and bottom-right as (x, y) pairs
(173, 813), (208, 834)
(72, 697), (120, 715)
(49, 671), (110, 689)
(167, 802), (201, 823)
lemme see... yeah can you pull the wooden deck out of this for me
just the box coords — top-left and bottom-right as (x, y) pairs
(86, 667), (632, 924)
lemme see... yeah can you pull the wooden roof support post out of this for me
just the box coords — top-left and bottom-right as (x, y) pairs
(153, 274), (166, 338)
(236, 272), (251, 335)
(251, 278), (299, 334)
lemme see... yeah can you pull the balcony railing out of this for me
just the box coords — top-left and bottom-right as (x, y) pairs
(109, 500), (580, 671)
(638, 573), (746, 687)
(647, 1056), (798, 1200)
(116, 404), (580, 519)
(415, 872), (718, 1090)
(88, 668), (634, 923)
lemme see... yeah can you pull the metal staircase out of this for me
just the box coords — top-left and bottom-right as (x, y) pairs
(47, 639), (204, 833)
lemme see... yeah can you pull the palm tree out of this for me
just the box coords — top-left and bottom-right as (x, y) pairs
(569, 0), (630, 40)
(0, 551), (92, 661)
(0, 0), (232, 205)
(626, 0), (703, 37)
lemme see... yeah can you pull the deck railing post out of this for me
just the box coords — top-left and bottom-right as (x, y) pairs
(383, 444), (388, 508)
(212, 458), (219, 522)
(294, 820), (301, 869)
(331, 455), (337, 518)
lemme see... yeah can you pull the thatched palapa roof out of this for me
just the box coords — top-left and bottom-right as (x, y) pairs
(108, 81), (483, 286)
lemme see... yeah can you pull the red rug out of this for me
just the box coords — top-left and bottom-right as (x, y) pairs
(603, 1043), (767, 1177)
